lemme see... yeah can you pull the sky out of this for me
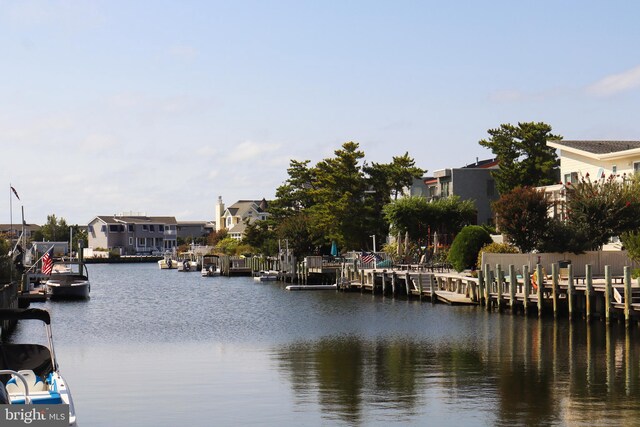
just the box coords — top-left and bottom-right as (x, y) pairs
(2, 0), (640, 225)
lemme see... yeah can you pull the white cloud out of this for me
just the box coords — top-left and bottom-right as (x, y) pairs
(225, 140), (282, 162)
(587, 65), (640, 97)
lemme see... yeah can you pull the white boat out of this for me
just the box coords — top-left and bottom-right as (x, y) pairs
(45, 262), (90, 299)
(254, 270), (279, 281)
(201, 255), (220, 277)
(177, 251), (199, 272)
(158, 255), (178, 269)
(0, 308), (77, 425)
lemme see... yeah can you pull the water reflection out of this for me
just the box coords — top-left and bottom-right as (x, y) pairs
(274, 321), (640, 426)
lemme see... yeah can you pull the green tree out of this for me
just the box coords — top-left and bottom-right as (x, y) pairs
(307, 142), (368, 250)
(33, 214), (70, 242)
(479, 122), (561, 194)
(385, 152), (426, 200)
(492, 187), (551, 253)
(243, 219), (278, 255)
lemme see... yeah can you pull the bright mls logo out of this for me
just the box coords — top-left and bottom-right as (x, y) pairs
(0, 405), (68, 426)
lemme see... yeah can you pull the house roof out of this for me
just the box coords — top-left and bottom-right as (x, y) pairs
(461, 158), (499, 169)
(93, 215), (178, 225)
(224, 200), (269, 218)
(548, 140), (640, 160)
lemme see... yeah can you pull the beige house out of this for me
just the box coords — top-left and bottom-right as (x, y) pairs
(215, 198), (269, 240)
(87, 215), (178, 255)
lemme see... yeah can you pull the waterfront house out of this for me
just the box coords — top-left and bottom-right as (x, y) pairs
(422, 158), (499, 226)
(215, 198), (270, 240)
(87, 214), (178, 255)
(542, 140), (640, 221)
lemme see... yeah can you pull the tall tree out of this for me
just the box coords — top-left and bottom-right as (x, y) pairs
(386, 152), (426, 200)
(479, 122), (561, 194)
(308, 142), (367, 250)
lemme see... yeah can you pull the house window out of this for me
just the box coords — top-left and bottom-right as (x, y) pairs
(88, 225), (94, 233)
(150, 225), (155, 232)
(129, 237), (133, 245)
(142, 225), (148, 231)
(138, 238), (145, 246)
(564, 172), (578, 184)
(159, 225), (164, 232)
(128, 224), (134, 232)
(634, 162), (640, 174)
(612, 165), (617, 174)
(101, 225), (107, 233)
(109, 225), (119, 232)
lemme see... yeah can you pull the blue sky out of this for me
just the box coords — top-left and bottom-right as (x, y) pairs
(2, 0), (640, 225)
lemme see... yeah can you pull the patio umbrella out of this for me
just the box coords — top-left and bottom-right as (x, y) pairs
(330, 241), (338, 257)
(397, 232), (403, 256)
(433, 231), (438, 254)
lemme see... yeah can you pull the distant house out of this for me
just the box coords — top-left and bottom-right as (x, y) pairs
(0, 223), (41, 241)
(542, 140), (640, 220)
(87, 215), (178, 255)
(177, 221), (214, 241)
(215, 198), (270, 240)
(423, 158), (499, 225)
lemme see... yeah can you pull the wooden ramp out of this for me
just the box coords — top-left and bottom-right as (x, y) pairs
(434, 290), (476, 306)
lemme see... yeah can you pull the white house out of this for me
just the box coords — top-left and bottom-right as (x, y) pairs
(542, 140), (640, 245)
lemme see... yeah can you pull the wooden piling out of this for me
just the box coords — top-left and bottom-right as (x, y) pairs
(509, 265), (516, 310)
(496, 264), (504, 311)
(568, 264), (574, 320)
(624, 266), (631, 327)
(551, 263), (558, 318)
(418, 273), (423, 301)
(430, 274), (436, 304)
(585, 264), (593, 322)
(484, 264), (492, 311)
(405, 272), (411, 297)
(478, 270), (485, 306)
(605, 265), (612, 325)
(536, 263), (543, 317)
(523, 265), (530, 314)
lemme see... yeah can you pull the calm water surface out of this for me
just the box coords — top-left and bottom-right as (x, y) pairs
(10, 263), (640, 426)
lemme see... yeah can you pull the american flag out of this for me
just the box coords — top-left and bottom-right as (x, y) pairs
(42, 249), (53, 275)
(361, 252), (378, 263)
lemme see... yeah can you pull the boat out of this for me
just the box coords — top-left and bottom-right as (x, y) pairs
(45, 261), (90, 299)
(254, 270), (279, 281)
(201, 255), (220, 277)
(158, 254), (178, 269)
(177, 251), (199, 272)
(0, 308), (77, 425)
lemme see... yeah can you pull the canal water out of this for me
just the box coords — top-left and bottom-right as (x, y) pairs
(9, 263), (640, 426)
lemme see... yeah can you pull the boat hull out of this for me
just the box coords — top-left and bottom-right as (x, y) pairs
(47, 281), (90, 299)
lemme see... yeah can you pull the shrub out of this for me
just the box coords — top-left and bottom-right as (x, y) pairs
(476, 242), (519, 270)
(448, 226), (492, 272)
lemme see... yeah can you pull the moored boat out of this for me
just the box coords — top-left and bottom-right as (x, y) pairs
(45, 262), (90, 299)
(0, 308), (77, 425)
(254, 270), (279, 281)
(201, 255), (220, 277)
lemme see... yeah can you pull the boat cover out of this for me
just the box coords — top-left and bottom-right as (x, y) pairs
(0, 344), (54, 383)
(0, 308), (51, 324)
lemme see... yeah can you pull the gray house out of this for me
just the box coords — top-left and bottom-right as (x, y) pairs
(424, 158), (499, 226)
(87, 215), (178, 255)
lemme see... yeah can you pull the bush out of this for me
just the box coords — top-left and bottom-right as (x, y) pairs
(476, 242), (519, 270)
(448, 226), (492, 272)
